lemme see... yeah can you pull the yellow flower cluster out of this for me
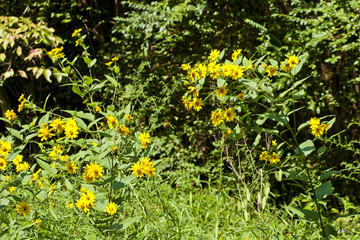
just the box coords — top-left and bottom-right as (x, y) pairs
(0, 141), (30, 173)
(64, 118), (79, 139)
(281, 54), (299, 72)
(106, 114), (118, 129)
(265, 65), (278, 77)
(182, 49), (251, 115)
(13, 155), (30, 173)
(4, 109), (17, 121)
(29, 169), (41, 185)
(309, 117), (328, 137)
(75, 189), (96, 213)
(83, 162), (104, 183)
(131, 157), (156, 178)
(48, 47), (65, 59)
(259, 151), (281, 164)
(38, 118), (79, 142)
(115, 124), (131, 137)
(263, 54), (300, 77)
(18, 94), (26, 112)
(182, 96), (203, 111)
(211, 108), (236, 126)
(139, 132), (151, 149)
(185, 60), (246, 83)
(105, 114), (133, 138)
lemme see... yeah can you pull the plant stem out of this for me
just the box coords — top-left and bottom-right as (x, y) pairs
(303, 159), (327, 238)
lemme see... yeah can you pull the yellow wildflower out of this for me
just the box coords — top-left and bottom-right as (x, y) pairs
(0, 140), (11, 156)
(269, 152), (281, 164)
(216, 86), (227, 98)
(288, 54), (299, 68)
(50, 118), (65, 134)
(223, 108), (236, 122)
(17, 201), (32, 216)
(5, 109), (17, 121)
(72, 28), (82, 37)
(181, 63), (190, 71)
(211, 110), (224, 126)
(231, 49), (242, 61)
(209, 49), (220, 61)
(38, 124), (55, 141)
(266, 65), (278, 77)
(106, 202), (118, 215)
(0, 156), (7, 170)
(66, 161), (78, 174)
(106, 115), (118, 129)
(191, 97), (203, 111)
(125, 113), (132, 122)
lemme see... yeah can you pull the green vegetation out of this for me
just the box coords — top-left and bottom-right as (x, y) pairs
(1, 0), (360, 239)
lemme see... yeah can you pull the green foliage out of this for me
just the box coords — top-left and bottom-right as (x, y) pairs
(1, 0), (360, 238)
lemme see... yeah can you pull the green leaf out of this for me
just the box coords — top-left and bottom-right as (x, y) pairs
(36, 159), (57, 175)
(121, 175), (136, 184)
(289, 206), (319, 221)
(252, 133), (261, 147)
(16, 46), (22, 56)
(112, 181), (125, 190)
(293, 89), (305, 100)
(6, 127), (23, 140)
(74, 117), (87, 130)
(292, 60), (304, 75)
(0, 198), (10, 209)
(93, 197), (107, 212)
(218, 49), (225, 60)
(242, 79), (257, 90)
(83, 57), (92, 65)
(198, 77), (205, 86)
(216, 78), (226, 87)
(327, 117), (336, 129)
(122, 215), (143, 229)
(38, 113), (50, 126)
(43, 69), (52, 83)
(287, 107), (305, 118)
(320, 170), (341, 180)
(124, 103), (131, 114)
(25, 133), (38, 142)
(64, 178), (73, 191)
(298, 140), (315, 156)
(84, 77), (94, 86)
(297, 121), (309, 133)
(266, 114), (287, 125)
(269, 59), (278, 66)
(324, 224), (337, 238)
(72, 84), (83, 97)
(275, 170), (282, 181)
(105, 74), (118, 87)
(89, 59), (97, 68)
(317, 146), (326, 156)
(105, 223), (123, 232)
(315, 181), (332, 200)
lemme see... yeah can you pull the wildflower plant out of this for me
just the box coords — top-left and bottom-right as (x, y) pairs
(0, 29), (157, 239)
(180, 49), (344, 238)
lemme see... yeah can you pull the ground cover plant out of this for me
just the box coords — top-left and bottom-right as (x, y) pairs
(1, 1), (360, 239)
